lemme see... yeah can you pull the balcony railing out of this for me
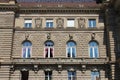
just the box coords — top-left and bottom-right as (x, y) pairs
(10, 57), (108, 65)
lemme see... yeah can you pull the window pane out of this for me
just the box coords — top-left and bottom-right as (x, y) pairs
(68, 71), (76, 80)
(95, 47), (99, 58)
(67, 42), (76, 47)
(67, 48), (71, 57)
(24, 19), (32, 28)
(50, 48), (53, 57)
(91, 71), (100, 80)
(50, 22), (53, 27)
(23, 48), (26, 58)
(89, 20), (92, 27)
(89, 41), (99, 58)
(89, 19), (96, 28)
(45, 41), (54, 58)
(90, 47), (93, 58)
(67, 19), (74, 27)
(45, 71), (52, 80)
(72, 48), (76, 58)
(46, 20), (53, 28)
(27, 48), (31, 58)
(67, 41), (76, 58)
(23, 41), (32, 46)
(22, 41), (32, 58)
(45, 41), (54, 46)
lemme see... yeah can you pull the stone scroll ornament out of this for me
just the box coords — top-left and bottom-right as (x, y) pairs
(78, 17), (86, 28)
(56, 18), (64, 28)
(35, 18), (42, 28)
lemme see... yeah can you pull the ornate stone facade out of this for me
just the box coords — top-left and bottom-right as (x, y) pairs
(0, 0), (119, 80)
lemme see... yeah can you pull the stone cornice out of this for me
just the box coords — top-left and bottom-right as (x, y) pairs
(0, 4), (18, 11)
(0, 3), (102, 14)
(18, 7), (101, 14)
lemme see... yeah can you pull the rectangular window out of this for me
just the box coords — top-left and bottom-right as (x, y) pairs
(88, 19), (96, 28)
(45, 71), (52, 80)
(24, 19), (32, 28)
(91, 71), (100, 80)
(67, 19), (75, 27)
(46, 20), (53, 28)
(68, 71), (76, 80)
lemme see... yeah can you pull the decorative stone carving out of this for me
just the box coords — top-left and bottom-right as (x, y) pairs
(81, 65), (86, 73)
(47, 33), (51, 40)
(10, 65), (15, 74)
(34, 65), (38, 73)
(44, 68), (52, 71)
(78, 17), (86, 28)
(21, 68), (28, 71)
(56, 18), (64, 28)
(91, 33), (95, 40)
(91, 66), (98, 71)
(25, 33), (30, 40)
(58, 64), (62, 73)
(69, 34), (73, 40)
(35, 18), (42, 28)
(68, 67), (75, 71)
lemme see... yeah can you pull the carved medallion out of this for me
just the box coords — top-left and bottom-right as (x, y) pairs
(56, 18), (64, 28)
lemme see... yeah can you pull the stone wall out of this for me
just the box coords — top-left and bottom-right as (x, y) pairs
(12, 31), (107, 58)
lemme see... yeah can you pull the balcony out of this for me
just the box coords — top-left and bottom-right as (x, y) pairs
(10, 58), (108, 65)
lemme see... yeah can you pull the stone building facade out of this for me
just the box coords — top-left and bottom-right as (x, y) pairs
(0, 0), (119, 80)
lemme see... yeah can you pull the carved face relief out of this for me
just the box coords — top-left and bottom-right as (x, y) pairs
(56, 18), (64, 27)
(35, 18), (42, 28)
(78, 17), (86, 28)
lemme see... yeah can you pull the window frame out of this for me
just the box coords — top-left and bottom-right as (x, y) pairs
(24, 19), (32, 28)
(45, 71), (52, 80)
(44, 41), (54, 58)
(67, 19), (75, 27)
(46, 19), (54, 28)
(68, 71), (76, 80)
(89, 41), (99, 58)
(22, 41), (32, 58)
(91, 71), (100, 80)
(88, 19), (96, 28)
(66, 41), (76, 58)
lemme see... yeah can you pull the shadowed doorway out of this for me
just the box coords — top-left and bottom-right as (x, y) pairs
(21, 71), (29, 80)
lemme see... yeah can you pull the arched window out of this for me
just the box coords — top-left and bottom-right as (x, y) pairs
(44, 41), (54, 58)
(66, 41), (76, 58)
(22, 41), (32, 58)
(89, 41), (99, 58)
